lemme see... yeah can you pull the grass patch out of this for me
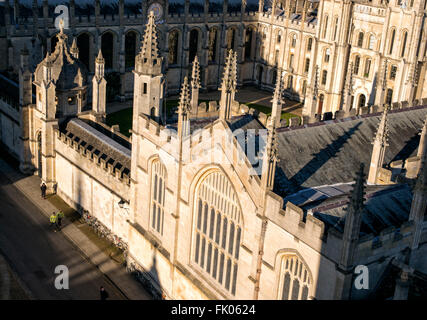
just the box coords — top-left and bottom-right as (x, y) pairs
(106, 100), (300, 136)
(106, 108), (133, 137)
(244, 103), (300, 126)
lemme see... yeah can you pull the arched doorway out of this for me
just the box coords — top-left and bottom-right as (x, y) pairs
(77, 33), (91, 71)
(125, 31), (137, 70)
(37, 132), (42, 177)
(317, 94), (324, 115)
(358, 94), (366, 109)
(189, 29), (199, 64)
(101, 32), (114, 70)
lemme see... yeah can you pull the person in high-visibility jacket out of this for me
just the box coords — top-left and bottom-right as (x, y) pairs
(50, 213), (57, 231)
(56, 210), (64, 229)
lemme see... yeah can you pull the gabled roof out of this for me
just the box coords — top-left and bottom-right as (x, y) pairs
(274, 106), (427, 197)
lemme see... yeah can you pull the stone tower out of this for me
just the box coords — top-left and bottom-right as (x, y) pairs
(32, 23), (88, 192)
(92, 49), (107, 122)
(133, 11), (165, 124)
(219, 50), (237, 121)
(338, 163), (366, 299)
(367, 105), (389, 184)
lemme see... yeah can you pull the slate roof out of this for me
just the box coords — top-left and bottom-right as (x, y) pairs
(273, 106), (427, 197)
(60, 118), (131, 176)
(285, 183), (413, 236)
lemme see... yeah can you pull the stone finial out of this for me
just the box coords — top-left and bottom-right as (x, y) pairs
(140, 11), (160, 62)
(312, 65), (319, 98)
(221, 49), (237, 93)
(348, 163), (366, 213)
(191, 56), (200, 89)
(372, 104), (390, 147)
(71, 38), (79, 59)
(96, 49), (105, 64)
(271, 70), (285, 127)
(178, 76), (191, 116)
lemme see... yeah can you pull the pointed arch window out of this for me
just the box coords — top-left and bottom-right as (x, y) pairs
(389, 65), (398, 80)
(322, 15), (329, 38)
(364, 58), (372, 78)
(333, 17), (339, 41)
(386, 88), (393, 105)
(307, 38), (313, 52)
(168, 30), (179, 65)
(150, 160), (166, 235)
(368, 35), (375, 50)
(304, 58), (310, 74)
(279, 255), (312, 300)
(400, 31), (408, 57)
(357, 32), (364, 47)
(291, 34), (297, 48)
(208, 28), (218, 63)
(321, 70), (327, 85)
(354, 55), (361, 75)
(192, 171), (242, 295)
(388, 29), (396, 55)
(324, 48), (330, 63)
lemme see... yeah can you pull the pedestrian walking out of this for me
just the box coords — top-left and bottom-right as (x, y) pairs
(40, 182), (47, 199)
(56, 210), (64, 230)
(49, 213), (57, 232)
(100, 286), (109, 300)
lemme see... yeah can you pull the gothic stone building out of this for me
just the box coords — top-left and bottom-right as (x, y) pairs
(0, 3), (427, 300)
(1, 0), (427, 118)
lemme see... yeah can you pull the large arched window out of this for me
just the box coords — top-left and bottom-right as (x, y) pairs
(279, 255), (312, 300)
(192, 170), (242, 295)
(125, 31), (137, 69)
(150, 160), (166, 235)
(189, 29), (199, 64)
(101, 32), (114, 70)
(244, 27), (254, 61)
(168, 30), (179, 65)
(226, 28), (236, 51)
(209, 28), (218, 63)
(77, 33), (91, 71)
(358, 94), (366, 108)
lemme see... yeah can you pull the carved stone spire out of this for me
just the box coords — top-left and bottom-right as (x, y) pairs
(409, 159), (427, 249)
(339, 163), (366, 272)
(191, 56), (200, 115)
(178, 77), (191, 138)
(343, 62), (354, 114)
(92, 48), (107, 122)
(219, 50), (237, 121)
(135, 11), (162, 76)
(71, 38), (79, 59)
(191, 55), (200, 90)
(367, 105), (389, 184)
(271, 70), (285, 128)
(261, 117), (279, 191)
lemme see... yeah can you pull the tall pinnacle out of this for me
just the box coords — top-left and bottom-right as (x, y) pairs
(271, 71), (285, 127)
(178, 77), (191, 116)
(191, 56), (200, 89)
(373, 104), (390, 148)
(219, 50), (237, 120)
(71, 38), (79, 59)
(261, 116), (279, 191)
(348, 163), (366, 213)
(221, 50), (237, 93)
(178, 77), (191, 138)
(141, 11), (160, 63)
(96, 49), (105, 64)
